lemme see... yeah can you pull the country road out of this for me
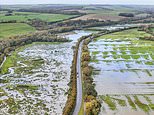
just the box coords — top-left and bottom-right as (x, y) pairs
(72, 27), (139, 115)
(73, 41), (83, 115)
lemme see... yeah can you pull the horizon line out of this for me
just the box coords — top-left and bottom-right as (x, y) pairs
(0, 3), (154, 6)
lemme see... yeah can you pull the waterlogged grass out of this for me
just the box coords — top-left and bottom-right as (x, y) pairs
(132, 55), (140, 59)
(0, 78), (9, 83)
(103, 55), (110, 59)
(96, 29), (151, 40)
(149, 27), (154, 33)
(103, 51), (108, 55)
(92, 51), (99, 55)
(1, 44), (31, 74)
(134, 95), (150, 112)
(112, 55), (121, 59)
(0, 23), (36, 39)
(14, 58), (44, 74)
(100, 95), (154, 113)
(100, 95), (117, 110)
(111, 51), (116, 55)
(16, 84), (38, 90)
(0, 41), (73, 114)
(145, 61), (154, 65)
(126, 96), (137, 110)
(88, 27), (154, 114)
(109, 96), (126, 107)
(0, 87), (7, 96)
(1, 49), (21, 74)
(5, 98), (20, 114)
(1, 42), (61, 74)
(121, 55), (131, 60)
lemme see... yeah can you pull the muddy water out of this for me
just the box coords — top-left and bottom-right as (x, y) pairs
(88, 27), (154, 115)
(0, 30), (93, 115)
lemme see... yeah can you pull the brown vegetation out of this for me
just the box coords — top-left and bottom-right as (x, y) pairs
(72, 14), (126, 21)
(138, 24), (154, 40)
(81, 38), (101, 115)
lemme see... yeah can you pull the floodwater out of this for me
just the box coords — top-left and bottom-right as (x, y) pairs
(88, 26), (154, 115)
(0, 30), (93, 115)
(89, 24), (147, 31)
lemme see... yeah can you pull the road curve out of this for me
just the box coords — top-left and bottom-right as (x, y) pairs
(0, 56), (6, 68)
(73, 41), (83, 115)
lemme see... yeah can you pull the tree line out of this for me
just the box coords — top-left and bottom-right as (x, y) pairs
(62, 33), (95, 115)
(0, 31), (70, 69)
(138, 24), (154, 41)
(81, 38), (101, 115)
(62, 26), (139, 115)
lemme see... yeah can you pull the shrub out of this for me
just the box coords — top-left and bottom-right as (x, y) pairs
(119, 13), (134, 17)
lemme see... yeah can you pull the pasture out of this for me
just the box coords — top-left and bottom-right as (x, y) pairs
(0, 11), (77, 22)
(0, 23), (36, 39)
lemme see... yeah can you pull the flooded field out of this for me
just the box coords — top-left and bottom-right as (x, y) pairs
(0, 30), (92, 114)
(88, 24), (143, 31)
(88, 28), (154, 114)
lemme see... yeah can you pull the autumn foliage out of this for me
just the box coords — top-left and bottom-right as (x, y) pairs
(81, 38), (101, 115)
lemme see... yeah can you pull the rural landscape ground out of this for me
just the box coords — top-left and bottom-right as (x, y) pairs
(0, 4), (154, 115)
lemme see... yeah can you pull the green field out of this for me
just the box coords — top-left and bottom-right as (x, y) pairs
(150, 27), (154, 33)
(0, 11), (77, 22)
(96, 29), (151, 40)
(0, 23), (36, 39)
(84, 5), (137, 16)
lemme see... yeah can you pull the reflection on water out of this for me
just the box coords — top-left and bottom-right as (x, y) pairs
(88, 27), (154, 115)
(0, 30), (93, 114)
(91, 24), (143, 31)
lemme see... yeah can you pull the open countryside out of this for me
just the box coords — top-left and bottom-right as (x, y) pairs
(0, 2), (154, 115)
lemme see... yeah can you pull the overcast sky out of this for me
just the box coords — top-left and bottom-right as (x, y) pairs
(0, 0), (154, 5)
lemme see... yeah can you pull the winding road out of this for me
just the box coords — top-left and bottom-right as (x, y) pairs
(73, 41), (83, 115)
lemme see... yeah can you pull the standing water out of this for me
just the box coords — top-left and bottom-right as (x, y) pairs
(0, 30), (93, 114)
(88, 25), (154, 115)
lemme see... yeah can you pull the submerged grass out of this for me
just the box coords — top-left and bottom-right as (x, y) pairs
(0, 42), (60, 74)
(132, 55), (140, 59)
(92, 51), (100, 56)
(134, 95), (150, 113)
(0, 97), (20, 114)
(96, 29), (151, 40)
(100, 95), (117, 110)
(16, 84), (38, 90)
(0, 87), (7, 96)
(111, 97), (127, 107)
(126, 95), (137, 110)
(145, 61), (153, 65)
(121, 55), (130, 60)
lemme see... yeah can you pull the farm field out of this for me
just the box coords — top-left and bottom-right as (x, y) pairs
(0, 23), (36, 39)
(0, 11), (77, 22)
(88, 27), (154, 114)
(86, 24), (141, 31)
(0, 30), (93, 114)
(0, 3), (154, 115)
(72, 14), (126, 21)
(72, 5), (143, 21)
